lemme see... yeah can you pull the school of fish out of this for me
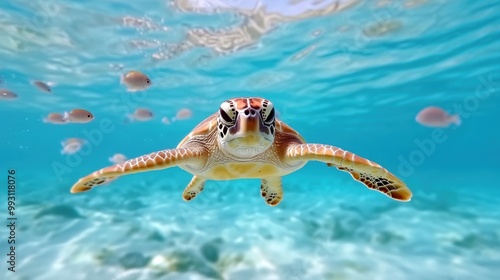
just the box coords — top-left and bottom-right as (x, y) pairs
(1, 70), (193, 157)
(1, 57), (464, 163)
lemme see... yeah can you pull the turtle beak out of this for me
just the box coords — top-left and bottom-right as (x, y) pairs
(240, 114), (260, 135)
(238, 114), (261, 145)
(227, 110), (264, 146)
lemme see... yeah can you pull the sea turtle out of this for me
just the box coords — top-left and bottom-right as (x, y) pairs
(70, 97), (412, 206)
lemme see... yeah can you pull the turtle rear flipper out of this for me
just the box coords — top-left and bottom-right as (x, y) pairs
(260, 177), (283, 206)
(182, 175), (206, 201)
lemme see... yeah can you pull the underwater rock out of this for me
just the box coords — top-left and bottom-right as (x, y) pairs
(452, 233), (495, 249)
(200, 240), (221, 263)
(330, 216), (364, 240)
(119, 252), (151, 269)
(147, 230), (165, 242)
(124, 199), (145, 210)
(302, 218), (321, 237)
(126, 224), (142, 236)
(371, 230), (405, 245)
(169, 250), (221, 279)
(34, 204), (82, 219)
(453, 235), (479, 249)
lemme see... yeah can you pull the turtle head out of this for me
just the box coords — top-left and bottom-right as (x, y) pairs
(217, 97), (276, 158)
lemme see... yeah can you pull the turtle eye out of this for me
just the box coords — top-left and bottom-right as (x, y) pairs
(261, 101), (275, 124)
(219, 101), (236, 125)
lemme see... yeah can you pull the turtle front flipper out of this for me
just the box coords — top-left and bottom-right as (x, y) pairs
(284, 144), (412, 201)
(70, 148), (205, 193)
(261, 177), (283, 206)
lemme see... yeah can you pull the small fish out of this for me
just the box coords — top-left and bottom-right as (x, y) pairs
(109, 153), (127, 164)
(127, 108), (153, 122)
(120, 71), (151, 92)
(171, 108), (192, 122)
(32, 80), (52, 93)
(416, 106), (461, 127)
(43, 113), (67, 124)
(63, 109), (94, 123)
(62, 138), (86, 146)
(61, 138), (87, 155)
(0, 89), (17, 100)
(161, 116), (170, 125)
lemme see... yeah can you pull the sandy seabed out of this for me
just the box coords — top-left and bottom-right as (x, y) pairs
(2, 172), (499, 280)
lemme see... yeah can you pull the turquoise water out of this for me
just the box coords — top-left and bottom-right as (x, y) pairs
(1, 0), (500, 279)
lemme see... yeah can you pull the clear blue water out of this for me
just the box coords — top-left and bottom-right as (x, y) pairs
(1, 0), (500, 279)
